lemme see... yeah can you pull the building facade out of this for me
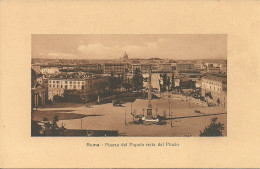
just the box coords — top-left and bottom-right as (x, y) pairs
(176, 63), (195, 72)
(48, 78), (85, 100)
(158, 63), (172, 72)
(81, 64), (103, 72)
(103, 63), (128, 74)
(201, 76), (227, 106)
(31, 87), (47, 110)
(220, 64), (227, 74)
(47, 77), (105, 101)
(41, 67), (60, 74)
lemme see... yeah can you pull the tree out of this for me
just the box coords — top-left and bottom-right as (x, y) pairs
(162, 73), (167, 91)
(123, 82), (132, 92)
(132, 68), (143, 92)
(98, 80), (108, 97)
(200, 117), (224, 136)
(43, 116), (66, 136)
(108, 76), (117, 94)
(31, 120), (42, 136)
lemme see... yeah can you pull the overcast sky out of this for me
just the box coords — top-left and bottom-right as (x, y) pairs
(32, 34), (227, 60)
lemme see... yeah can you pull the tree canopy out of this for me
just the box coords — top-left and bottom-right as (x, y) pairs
(132, 68), (143, 92)
(200, 117), (224, 136)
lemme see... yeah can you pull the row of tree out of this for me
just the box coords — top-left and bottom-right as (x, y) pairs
(101, 69), (144, 94)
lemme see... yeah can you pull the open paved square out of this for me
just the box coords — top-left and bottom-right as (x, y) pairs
(33, 93), (227, 136)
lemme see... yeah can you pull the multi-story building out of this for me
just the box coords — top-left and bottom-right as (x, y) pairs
(207, 67), (221, 74)
(31, 68), (47, 110)
(158, 63), (172, 72)
(81, 64), (103, 72)
(41, 67), (60, 74)
(131, 64), (142, 73)
(31, 87), (47, 110)
(131, 63), (154, 73)
(32, 65), (41, 74)
(201, 76), (227, 106)
(171, 62), (177, 70)
(194, 63), (204, 70)
(176, 63), (195, 72)
(220, 64), (227, 75)
(103, 63), (128, 74)
(47, 77), (105, 101)
(48, 78), (85, 100)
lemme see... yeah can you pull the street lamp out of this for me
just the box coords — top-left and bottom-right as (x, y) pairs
(168, 95), (171, 116)
(131, 103), (132, 114)
(171, 112), (173, 128)
(81, 118), (83, 130)
(125, 111), (127, 126)
(132, 109), (136, 122)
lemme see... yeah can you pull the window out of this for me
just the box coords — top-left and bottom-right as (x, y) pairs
(61, 85), (63, 88)
(53, 81), (55, 83)
(65, 81), (68, 84)
(78, 81), (80, 84)
(74, 85), (76, 89)
(73, 81), (76, 84)
(53, 85), (55, 88)
(57, 81), (59, 83)
(70, 81), (72, 84)
(49, 85), (52, 87)
(81, 85), (84, 89)
(65, 85), (68, 89)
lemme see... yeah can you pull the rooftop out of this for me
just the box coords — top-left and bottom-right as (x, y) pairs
(49, 78), (87, 81)
(202, 76), (227, 83)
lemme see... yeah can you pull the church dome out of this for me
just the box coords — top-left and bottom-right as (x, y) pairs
(123, 52), (128, 60)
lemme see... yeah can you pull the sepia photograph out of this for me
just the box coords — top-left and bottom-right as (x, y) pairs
(31, 34), (227, 137)
(2, 0), (260, 168)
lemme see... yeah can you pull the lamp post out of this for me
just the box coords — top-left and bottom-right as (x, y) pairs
(81, 118), (83, 130)
(131, 103), (132, 114)
(189, 97), (191, 108)
(132, 110), (136, 122)
(168, 95), (171, 116)
(125, 111), (127, 126)
(171, 112), (173, 128)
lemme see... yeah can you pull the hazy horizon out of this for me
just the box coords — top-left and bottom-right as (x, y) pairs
(32, 34), (227, 60)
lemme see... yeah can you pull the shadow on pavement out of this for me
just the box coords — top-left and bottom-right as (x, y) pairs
(32, 111), (102, 121)
(167, 112), (227, 120)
